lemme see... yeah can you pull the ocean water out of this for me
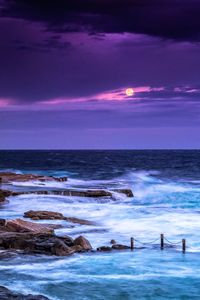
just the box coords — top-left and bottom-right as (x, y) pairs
(0, 150), (200, 300)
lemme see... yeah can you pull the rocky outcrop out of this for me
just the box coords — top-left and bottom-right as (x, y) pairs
(24, 210), (95, 225)
(0, 286), (49, 299)
(27, 189), (113, 197)
(0, 219), (92, 256)
(0, 187), (133, 203)
(0, 231), (90, 256)
(0, 172), (67, 184)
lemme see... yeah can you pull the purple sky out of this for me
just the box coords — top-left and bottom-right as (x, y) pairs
(0, 0), (200, 149)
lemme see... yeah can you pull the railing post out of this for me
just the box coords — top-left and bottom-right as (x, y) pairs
(182, 239), (186, 253)
(130, 237), (134, 251)
(160, 233), (164, 250)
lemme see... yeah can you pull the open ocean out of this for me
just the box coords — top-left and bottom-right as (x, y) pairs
(0, 150), (200, 300)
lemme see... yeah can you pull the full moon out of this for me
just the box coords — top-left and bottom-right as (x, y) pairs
(125, 88), (134, 96)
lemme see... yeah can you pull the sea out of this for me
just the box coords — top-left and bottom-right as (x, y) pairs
(0, 150), (200, 300)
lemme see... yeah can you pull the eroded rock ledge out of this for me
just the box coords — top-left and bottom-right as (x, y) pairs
(0, 188), (133, 203)
(0, 172), (67, 183)
(0, 286), (49, 300)
(24, 210), (96, 225)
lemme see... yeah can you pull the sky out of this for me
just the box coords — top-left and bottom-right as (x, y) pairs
(0, 0), (200, 149)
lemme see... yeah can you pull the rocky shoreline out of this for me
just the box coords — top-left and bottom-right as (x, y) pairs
(0, 172), (134, 299)
(0, 172), (134, 256)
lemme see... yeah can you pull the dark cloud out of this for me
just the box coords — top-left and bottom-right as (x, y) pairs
(1, 0), (200, 41)
(13, 36), (72, 53)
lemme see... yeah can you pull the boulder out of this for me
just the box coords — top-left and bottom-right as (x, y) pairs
(110, 239), (117, 245)
(0, 286), (49, 299)
(74, 235), (92, 250)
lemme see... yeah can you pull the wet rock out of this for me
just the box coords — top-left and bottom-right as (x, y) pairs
(51, 240), (75, 256)
(0, 231), (75, 256)
(0, 286), (49, 299)
(74, 235), (92, 250)
(14, 188), (133, 198)
(0, 189), (13, 202)
(4, 219), (56, 234)
(51, 189), (113, 197)
(112, 244), (130, 250)
(71, 245), (85, 252)
(24, 210), (65, 220)
(0, 172), (67, 184)
(64, 217), (95, 225)
(97, 246), (112, 251)
(110, 239), (116, 245)
(0, 219), (6, 226)
(73, 228), (108, 235)
(0, 222), (92, 256)
(0, 187), (133, 201)
(24, 210), (95, 225)
(112, 189), (134, 197)
(0, 251), (19, 259)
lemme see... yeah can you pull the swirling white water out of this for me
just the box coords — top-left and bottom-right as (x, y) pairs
(0, 150), (200, 299)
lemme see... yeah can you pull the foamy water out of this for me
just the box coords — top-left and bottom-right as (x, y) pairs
(1, 150), (200, 299)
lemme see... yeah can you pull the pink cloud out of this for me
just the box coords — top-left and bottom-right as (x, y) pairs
(39, 85), (165, 106)
(0, 98), (11, 108)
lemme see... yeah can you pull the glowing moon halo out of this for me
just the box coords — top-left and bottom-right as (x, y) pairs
(125, 88), (134, 97)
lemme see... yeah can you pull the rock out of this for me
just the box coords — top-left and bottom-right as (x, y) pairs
(0, 219), (77, 256)
(110, 239), (116, 245)
(0, 187), (134, 201)
(113, 189), (134, 197)
(50, 189), (113, 197)
(72, 228), (108, 235)
(4, 219), (56, 234)
(112, 244), (130, 250)
(0, 189), (13, 202)
(71, 245), (85, 252)
(0, 286), (49, 299)
(0, 172), (67, 184)
(51, 240), (75, 256)
(0, 251), (19, 259)
(64, 217), (95, 225)
(0, 219), (6, 226)
(97, 246), (112, 251)
(24, 210), (95, 225)
(0, 231), (75, 256)
(0, 221), (93, 256)
(74, 235), (92, 250)
(24, 210), (65, 220)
